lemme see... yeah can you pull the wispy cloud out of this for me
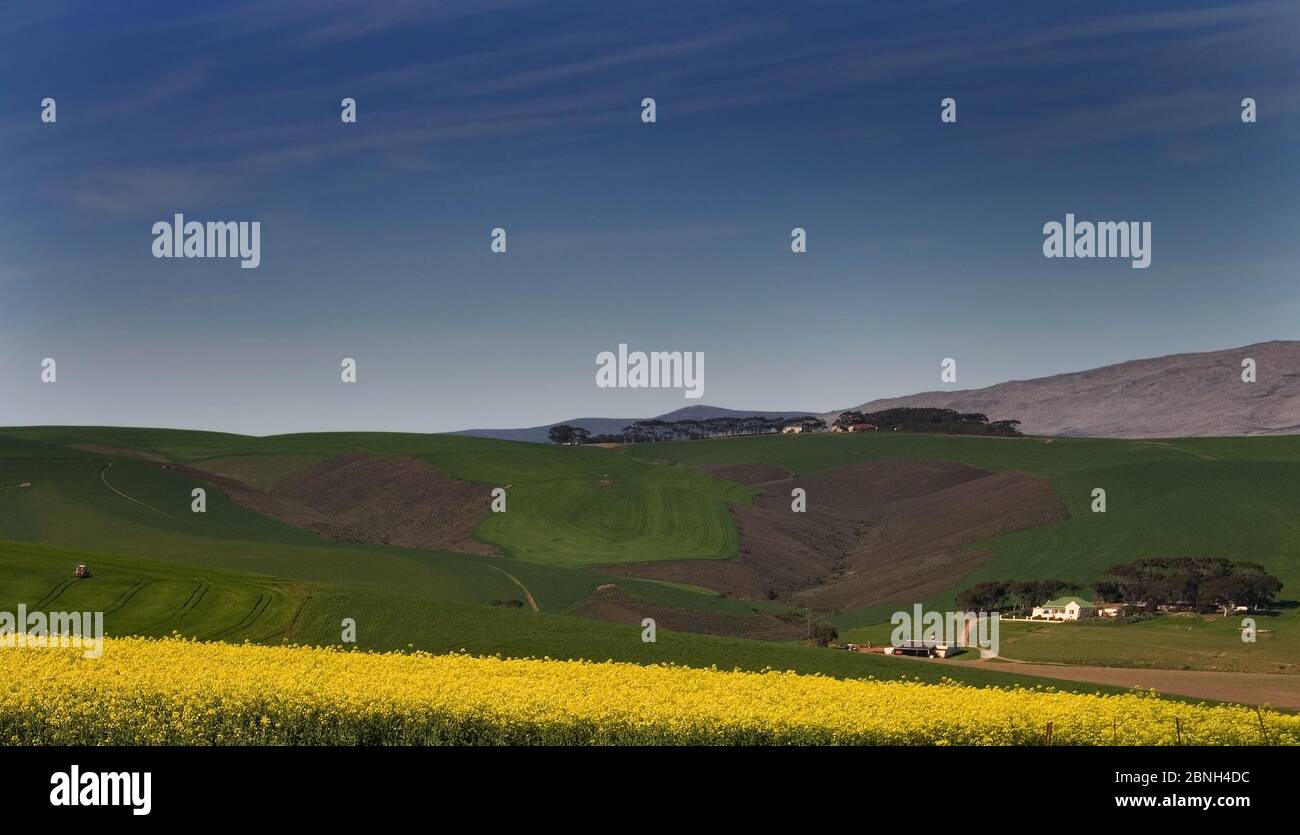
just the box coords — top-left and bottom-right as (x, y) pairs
(70, 166), (239, 215)
(0, 0), (82, 35)
(181, 0), (544, 48)
(15, 0), (1300, 217)
(83, 68), (208, 123)
(1026, 84), (1300, 148)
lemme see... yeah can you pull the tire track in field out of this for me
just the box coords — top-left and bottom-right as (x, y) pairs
(35, 579), (73, 609)
(265, 592), (313, 643)
(213, 590), (272, 639)
(105, 580), (151, 614)
(99, 463), (184, 521)
(147, 578), (211, 631)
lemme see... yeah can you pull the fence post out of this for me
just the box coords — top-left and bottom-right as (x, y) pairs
(1174, 717), (1182, 746)
(1255, 707), (1271, 746)
(1045, 720), (1053, 746)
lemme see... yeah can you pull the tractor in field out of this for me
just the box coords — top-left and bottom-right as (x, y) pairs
(74, 563), (91, 579)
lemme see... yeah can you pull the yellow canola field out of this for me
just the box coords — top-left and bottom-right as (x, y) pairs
(1, 637), (1296, 745)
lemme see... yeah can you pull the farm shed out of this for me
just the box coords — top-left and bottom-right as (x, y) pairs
(883, 641), (960, 658)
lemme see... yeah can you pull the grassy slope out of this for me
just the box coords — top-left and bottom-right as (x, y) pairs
(622, 432), (1300, 670)
(0, 540), (307, 642)
(621, 432), (1300, 594)
(0, 427), (753, 566)
(622, 430), (1194, 476)
(846, 615), (1298, 675)
(0, 429), (778, 627)
(0, 539), (1137, 694)
(0, 450), (587, 609)
(7, 426), (1300, 680)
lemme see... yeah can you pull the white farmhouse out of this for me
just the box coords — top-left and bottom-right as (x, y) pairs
(1031, 596), (1096, 621)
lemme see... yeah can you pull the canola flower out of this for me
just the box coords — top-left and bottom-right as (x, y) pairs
(0, 636), (1296, 746)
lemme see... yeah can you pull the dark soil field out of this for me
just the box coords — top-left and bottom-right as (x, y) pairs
(602, 458), (1067, 611)
(180, 451), (496, 555)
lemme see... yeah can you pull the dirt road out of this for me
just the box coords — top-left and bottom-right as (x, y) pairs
(488, 566), (539, 613)
(971, 659), (1300, 709)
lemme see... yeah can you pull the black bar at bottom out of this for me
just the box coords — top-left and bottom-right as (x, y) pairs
(3, 744), (1289, 821)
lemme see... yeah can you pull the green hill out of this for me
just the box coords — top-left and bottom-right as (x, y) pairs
(0, 428), (751, 566)
(4, 425), (1299, 689)
(0, 540), (1134, 695)
(621, 431), (1300, 594)
(622, 431), (1300, 671)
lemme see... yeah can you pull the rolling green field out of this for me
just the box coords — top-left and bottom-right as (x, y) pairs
(0, 427), (751, 566)
(0, 539), (1126, 694)
(0, 540), (307, 642)
(0, 451), (591, 611)
(624, 432), (1300, 595)
(841, 614), (1297, 674)
(625, 431), (1300, 670)
(2, 425), (1298, 696)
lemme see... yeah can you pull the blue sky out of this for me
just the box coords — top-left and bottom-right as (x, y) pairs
(2, 0), (1298, 433)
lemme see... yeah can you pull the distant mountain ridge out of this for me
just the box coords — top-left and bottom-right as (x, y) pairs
(826, 341), (1300, 438)
(457, 342), (1300, 442)
(454, 406), (813, 444)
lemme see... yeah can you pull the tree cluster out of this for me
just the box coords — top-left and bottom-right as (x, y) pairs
(547, 424), (592, 444)
(553, 415), (826, 444)
(957, 558), (1283, 617)
(548, 408), (1024, 445)
(831, 407), (1021, 436)
(955, 579), (1076, 614)
(1093, 557), (1281, 614)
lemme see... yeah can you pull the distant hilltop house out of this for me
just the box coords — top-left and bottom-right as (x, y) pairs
(783, 418), (833, 434)
(1031, 596), (1096, 621)
(831, 422), (878, 433)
